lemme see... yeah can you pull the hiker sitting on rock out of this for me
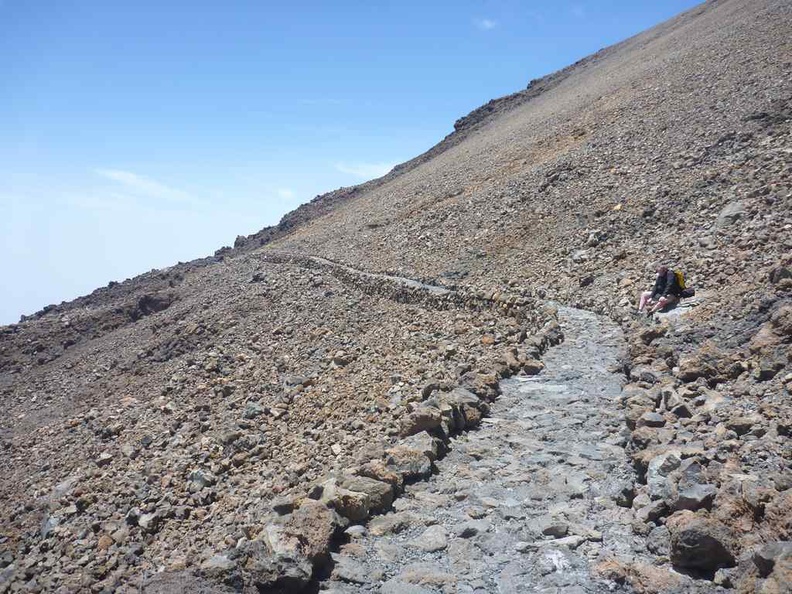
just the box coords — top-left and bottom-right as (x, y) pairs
(638, 265), (682, 314)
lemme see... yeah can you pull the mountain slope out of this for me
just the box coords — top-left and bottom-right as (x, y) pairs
(1, 0), (791, 592)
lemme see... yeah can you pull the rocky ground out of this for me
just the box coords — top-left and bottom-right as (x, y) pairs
(1, 0), (791, 592)
(0, 255), (552, 592)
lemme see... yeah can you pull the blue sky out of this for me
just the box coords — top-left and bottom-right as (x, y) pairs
(0, 0), (701, 324)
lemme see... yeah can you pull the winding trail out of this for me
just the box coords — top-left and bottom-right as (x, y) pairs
(321, 307), (639, 593)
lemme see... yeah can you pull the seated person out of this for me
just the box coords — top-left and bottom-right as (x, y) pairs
(638, 265), (682, 314)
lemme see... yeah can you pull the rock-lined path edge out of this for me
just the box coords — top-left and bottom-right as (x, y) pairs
(320, 306), (654, 594)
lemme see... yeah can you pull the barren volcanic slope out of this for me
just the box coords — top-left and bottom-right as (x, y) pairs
(1, 0), (791, 592)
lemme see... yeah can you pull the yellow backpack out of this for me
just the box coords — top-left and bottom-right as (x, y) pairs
(674, 270), (686, 290)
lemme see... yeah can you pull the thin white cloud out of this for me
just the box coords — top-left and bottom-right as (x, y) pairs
(94, 169), (193, 204)
(299, 98), (344, 106)
(277, 188), (295, 199)
(475, 18), (497, 31)
(334, 162), (395, 180)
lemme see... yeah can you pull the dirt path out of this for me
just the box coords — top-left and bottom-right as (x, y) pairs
(320, 306), (643, 593)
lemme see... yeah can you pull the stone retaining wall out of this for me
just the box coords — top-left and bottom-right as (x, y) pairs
(259, 252), (543, 325)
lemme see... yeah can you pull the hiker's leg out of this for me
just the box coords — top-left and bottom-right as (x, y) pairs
(638, 291), (653, 312)
(649, 297), (666, 313)
(651, 295), (678, 313)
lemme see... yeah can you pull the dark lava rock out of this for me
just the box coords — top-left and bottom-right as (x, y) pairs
(668, 511), (736, 573)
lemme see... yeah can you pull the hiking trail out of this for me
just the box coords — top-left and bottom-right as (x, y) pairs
(319, 306), (646, 593)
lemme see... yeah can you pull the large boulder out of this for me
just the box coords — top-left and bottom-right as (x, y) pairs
(314, 479), (372, 522)
(667, 511), (737, 572)
(725, 413), (763, 436)
(398, 432), (441, 462)
(432, 387), (486, 431)
(282, 500), (343, 564)
(458, 372), (500, 401)
(243, 540), (315, 594)
(384, 436), (436, 482)
(677, 356), (717, 383)
(400, 406), (442, 437)
(339, 474), (394, 514)
(676, 344), (726, 383)
(356, 459), (404, 492)
(769, 265), (792, 285)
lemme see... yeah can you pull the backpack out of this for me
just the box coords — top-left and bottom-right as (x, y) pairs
(674, 270), (687, 290)
(674, 269), (696, 298)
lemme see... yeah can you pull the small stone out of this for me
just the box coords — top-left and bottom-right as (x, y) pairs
(542, 522), (569, 538)
(187, 469), (217, 492)
(369, 512), (416, 536)
(138, 512), (161, 534)
(409, 525), (448, 552)
(521, 535), (587, 550)
(271, 495), (299, 515)
(243, 401), (267, 419)
(456, 520), (489, 538)
(715, 200), (746, 227)
(673, 482), (717, 512)
(522, 359), (544, 375)
(333, 351), (351, 366)
(96, 452), (113, 467)
(636, 499), (668, 523)
(110, 526), (129, 544)
(345, 525), (367, 539)
(638, 412), (666, 428)
(712, 568), (734, 588)
(380, 579), (434, 594)
(647, 451), (681, 501)
(769, 266), (792, 285)
(647, 525), (671, 556)
(612, 480), (635, 508)
(725, 414), (761, 436)
(125, 507), (141, 526)
(331, 553), (377, 584)
(120, 444), (138, 459)
(201, 554), (236, 573)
